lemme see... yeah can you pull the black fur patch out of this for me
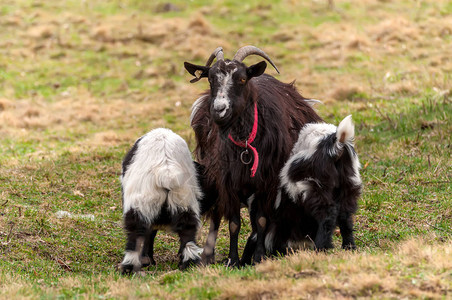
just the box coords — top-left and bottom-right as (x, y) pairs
(191, 65), (323, 263)
(193, 161), (218, 216)
(122, 136), (142, 176)
(280, 131), (362, 251)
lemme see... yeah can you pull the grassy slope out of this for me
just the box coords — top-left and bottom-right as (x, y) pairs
(0, 0), (451, 298)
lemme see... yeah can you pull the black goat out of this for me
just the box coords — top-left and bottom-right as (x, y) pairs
(185, 46), (323, 266)
(269, 115), (362, 253)
(118, 128), (216, 273)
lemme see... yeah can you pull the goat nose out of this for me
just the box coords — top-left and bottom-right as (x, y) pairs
(214, 103), (227, 113)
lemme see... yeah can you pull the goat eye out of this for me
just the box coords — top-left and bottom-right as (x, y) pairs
(239, 78), (246, 84)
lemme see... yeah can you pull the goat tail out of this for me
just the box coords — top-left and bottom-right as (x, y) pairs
(332, 115), (355, 158)
(336, 115), (354, 144)
(154, 164), (188, 191)
(336, 115), (354, 145)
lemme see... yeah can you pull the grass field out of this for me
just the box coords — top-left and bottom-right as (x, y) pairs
(0, 0), (451, 298)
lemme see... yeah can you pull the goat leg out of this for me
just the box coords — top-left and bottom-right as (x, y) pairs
(241, 232), (257, 265)
(119, 209), (147, 274)
(253, 211), (267, 263)
(226, 214), (241, 268)
(337, 212), (356, 250)
(313, 204), (338, 251)
(201, 209), (221, 265)
(174, 210), (203, 270)
(241, 201), (258, 265)
(252, 192), (273, 263)
(141, 229), (157, 267)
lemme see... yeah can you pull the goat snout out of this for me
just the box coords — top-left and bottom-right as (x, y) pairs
(214, 103), (227, 113)
(212, 98), (230, 119)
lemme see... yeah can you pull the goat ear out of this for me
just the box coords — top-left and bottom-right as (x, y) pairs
(246, 61), (267, 79)
(184, 62), (210, 83)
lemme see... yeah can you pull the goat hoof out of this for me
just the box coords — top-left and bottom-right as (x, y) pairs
(223, 258), (240, 268)
(315, 241), (334, 252)
(179, 258), (201, 271)
(140, 255), (156, 268)
(201, 253), (215, 265)
(342, 244), (357, 251)
(117, 263), (137, 275)
(240, 258), (253, 266)
(253, 249), (266, 264)
(316, 245), (333, 252)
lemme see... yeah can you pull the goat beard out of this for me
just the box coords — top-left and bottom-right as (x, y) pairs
(219, 108), (255, 139)
(215, 116), (239, 138)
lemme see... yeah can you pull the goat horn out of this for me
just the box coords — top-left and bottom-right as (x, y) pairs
(205, 47), (224, 67)
(233, 45), (280, 74)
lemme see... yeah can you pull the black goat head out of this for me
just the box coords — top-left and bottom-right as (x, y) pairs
(184, 46), (279, 126)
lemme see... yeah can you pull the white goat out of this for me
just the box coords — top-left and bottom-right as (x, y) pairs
(119, 128), (204, 273)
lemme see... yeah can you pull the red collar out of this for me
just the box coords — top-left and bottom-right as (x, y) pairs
(228, 102), (259, 177)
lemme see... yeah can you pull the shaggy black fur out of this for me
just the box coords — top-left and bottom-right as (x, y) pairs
(242, 128), (361, 258)
(119, 153), (217, 273)
(121, 205), (201, 272)
(193, 161), (218, 216)
(284, 132), (361, 251)
(188, 60), (323, 265)
(121, 136), (142, 177)
(240, 194), (318, 262)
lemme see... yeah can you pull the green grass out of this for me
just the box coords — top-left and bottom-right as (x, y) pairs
(0, 0), (451, 298)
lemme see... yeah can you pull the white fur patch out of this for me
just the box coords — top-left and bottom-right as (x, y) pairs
(284, 180), (313, 203)
(122, 128), (202, 224)
(213, 97), (230, 118)
(274, 190), (282, 209)
(291, 123), (336, 158)
(280, 123), (318, 201)
(212, 69), (236, 117)
(182, 241), (203, 262)
(281, 116), (362, 203)
(336, 115), (354, 144)
(336, 115), (361, 186)
(264, 228), (275, 253)
(350, 148), (362, 186)
(280, 150), (315, 203)
(121, 251), (141, 269)
(121, 236), (145, 270)
(190, 96), (207, 125)
(247, 194), (254, 208)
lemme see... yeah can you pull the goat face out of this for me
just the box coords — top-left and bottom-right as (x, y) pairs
(185, 59), (267, 127)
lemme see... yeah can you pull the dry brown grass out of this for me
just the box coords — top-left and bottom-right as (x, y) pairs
(215, 238), (452, 299)
(1, 0), (450, 140)
(0, 1), (450, 298)
(1, 238), (449, 299)
(275, 4), (452, 101)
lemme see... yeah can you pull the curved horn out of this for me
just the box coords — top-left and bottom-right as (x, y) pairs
(233, 45), (280, 74)
(205, 47), (224, 67)
(188, 47), (224, 83)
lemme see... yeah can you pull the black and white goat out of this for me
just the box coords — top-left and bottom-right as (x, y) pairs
(118, 128), (216, 273)
(267, 115), (362, 253)
(185, 46), (323, 266)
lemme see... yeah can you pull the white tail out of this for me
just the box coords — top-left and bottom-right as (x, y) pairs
(155, 164), (187, 191)
(336, 115), (354, 144)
